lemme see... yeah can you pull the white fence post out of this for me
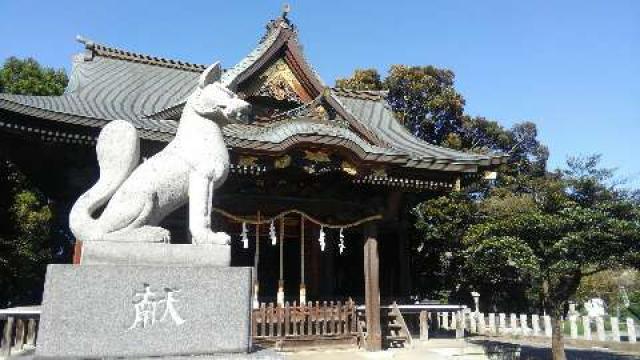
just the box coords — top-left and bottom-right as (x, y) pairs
(470, 312), (477, 333)
(499, 313), (506, 335)
(531, 314), (540, 336)
(488, 313), (496, 335)
(510, 313), (518, 334)
(456, 311), (465, 339)
(569, 315), (578, 339)
(451, 312), (457, 331)
(543, 315), (552, 337)
(520, 314), (529, 336)
(477, 313), (485, 335)
(610, 317), (620, 342)
(596, 316), (606, 341)
(627, 318), (636, 343)
(583, 316), (592, 340)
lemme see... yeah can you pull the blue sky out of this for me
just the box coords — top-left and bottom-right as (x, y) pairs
(1, 1), (638, 188)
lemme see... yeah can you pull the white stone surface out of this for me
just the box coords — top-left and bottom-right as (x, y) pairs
(519, 314), (529, 336)
(69, 63), (250, 253)
(531, 314), (540, 336)
(627, 318), (637, 343)
(569, 315), (578, 339)
(611, 316), (620, 342)
(498, 313), (506, 335)
(584, 298), (606, 317)
(510, 313), (518, 334)
(596, 316), (606, 341)
(583, 316), (592, 340)
(543, 315), (552, 337)
(477, 313), (485, 335)
(80, 242), (230, 266)
(488, 313), (496, 335)
(469, 313), (477, 333)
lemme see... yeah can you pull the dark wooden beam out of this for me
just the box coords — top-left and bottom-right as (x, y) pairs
(363, 223), (382, 351)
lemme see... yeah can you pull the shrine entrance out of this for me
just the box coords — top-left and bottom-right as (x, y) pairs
(215, 208), (378, 305)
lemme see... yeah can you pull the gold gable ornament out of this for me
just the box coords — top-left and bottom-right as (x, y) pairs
(341, 161), (357, 176)
(238, 155), (259, 167)
(304, 150), (331, 163)
(274, 155), (292, 169)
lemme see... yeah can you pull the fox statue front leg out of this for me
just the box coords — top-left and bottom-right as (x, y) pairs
(188, 171), (230, 245)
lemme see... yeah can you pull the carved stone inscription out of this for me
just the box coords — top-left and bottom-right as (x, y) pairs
(128, 283), (186, 330)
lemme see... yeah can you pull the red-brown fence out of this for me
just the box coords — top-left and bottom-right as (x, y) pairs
(252, 300), (358, 340)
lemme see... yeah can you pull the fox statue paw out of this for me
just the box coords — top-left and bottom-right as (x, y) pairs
(194, 231), (231, 245)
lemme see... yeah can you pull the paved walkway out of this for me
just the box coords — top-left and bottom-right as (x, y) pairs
(286, 339), (477, 360)
(286, 338), (640, 360)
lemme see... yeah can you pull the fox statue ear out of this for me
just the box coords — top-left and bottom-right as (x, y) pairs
(198, 62), (222, 89)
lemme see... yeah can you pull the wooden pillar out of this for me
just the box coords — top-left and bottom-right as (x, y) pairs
(72, 240), (83, 265)
(253, 211), (260, 309)
(277, 217), (285, 306)
(300, 216), (306, 304)
(363, 223), (382, 351)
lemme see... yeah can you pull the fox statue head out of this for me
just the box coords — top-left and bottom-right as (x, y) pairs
(187, 62), (251, 125)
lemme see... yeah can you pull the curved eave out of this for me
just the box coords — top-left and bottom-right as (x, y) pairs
(0, 97), (173, 142)
(0, 98), (506, 173)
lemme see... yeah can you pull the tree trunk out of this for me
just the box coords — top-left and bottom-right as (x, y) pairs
(551, 313), (566, 360)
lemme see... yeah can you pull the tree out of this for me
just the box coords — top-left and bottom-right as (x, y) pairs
(463, 157), (640, 360)
(383, 65), (465, 145)
(0, 57), (68, 96)
(0, 57), (67, 306)
(335, 65), (465, 145)
(412, 193), (476, 301)
(335, 69), (382, 91)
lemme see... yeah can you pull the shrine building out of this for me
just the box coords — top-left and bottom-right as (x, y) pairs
(0, 12), (505, 349)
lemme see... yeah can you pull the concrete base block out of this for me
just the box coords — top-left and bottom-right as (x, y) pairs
(36, 264), (252, 359)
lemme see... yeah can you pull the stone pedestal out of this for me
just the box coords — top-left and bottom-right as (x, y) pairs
(36, 264), (253, 359)
(79, 242), (230, 266)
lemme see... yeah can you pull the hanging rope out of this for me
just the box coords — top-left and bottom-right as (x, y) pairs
(211, 207), (382, 229)
(279, 217), (284, 281)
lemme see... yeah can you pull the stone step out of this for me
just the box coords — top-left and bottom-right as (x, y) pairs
(385, 335), (409, 341)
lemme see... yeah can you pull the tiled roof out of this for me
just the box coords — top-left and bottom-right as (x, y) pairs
(0, 24), (507, 172)
(335, 93), (505, 167)
(0, 51), (196, 137)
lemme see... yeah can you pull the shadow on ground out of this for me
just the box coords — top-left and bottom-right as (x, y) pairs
(472, 339), (640, 360)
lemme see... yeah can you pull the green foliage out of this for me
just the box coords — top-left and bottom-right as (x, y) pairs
(464, 158), (640, 314)
(575, 270), (640, 312)
(384, 65), (465, 145)
(335, 69), (382, 91)
(0, 57), (67, 96)
(411, 193), (476, 300)
(335, 67), (548, 179)
(335, 65), (466, 145)
(0, 56), (66, 307)
(0, 163), (54, 307)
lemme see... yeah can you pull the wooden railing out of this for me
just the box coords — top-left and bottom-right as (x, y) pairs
(252, 300), (358, 340)
(1, 307), (40, 357)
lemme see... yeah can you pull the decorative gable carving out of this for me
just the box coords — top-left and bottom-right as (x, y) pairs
(243, 58), (307, 105)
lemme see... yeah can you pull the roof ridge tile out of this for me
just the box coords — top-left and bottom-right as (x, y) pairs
(76, 35), (207, 73)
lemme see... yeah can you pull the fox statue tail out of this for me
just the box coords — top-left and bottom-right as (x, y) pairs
(69, 120), (140, 241)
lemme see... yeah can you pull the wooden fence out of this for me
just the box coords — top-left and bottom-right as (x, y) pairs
(252, 300), (358, 341)
(1, 311), (40, 357)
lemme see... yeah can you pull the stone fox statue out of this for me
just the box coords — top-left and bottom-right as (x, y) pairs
(70, 62), (250, 244)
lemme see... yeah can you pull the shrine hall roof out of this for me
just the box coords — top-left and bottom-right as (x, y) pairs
(0, 20), (507, 172)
